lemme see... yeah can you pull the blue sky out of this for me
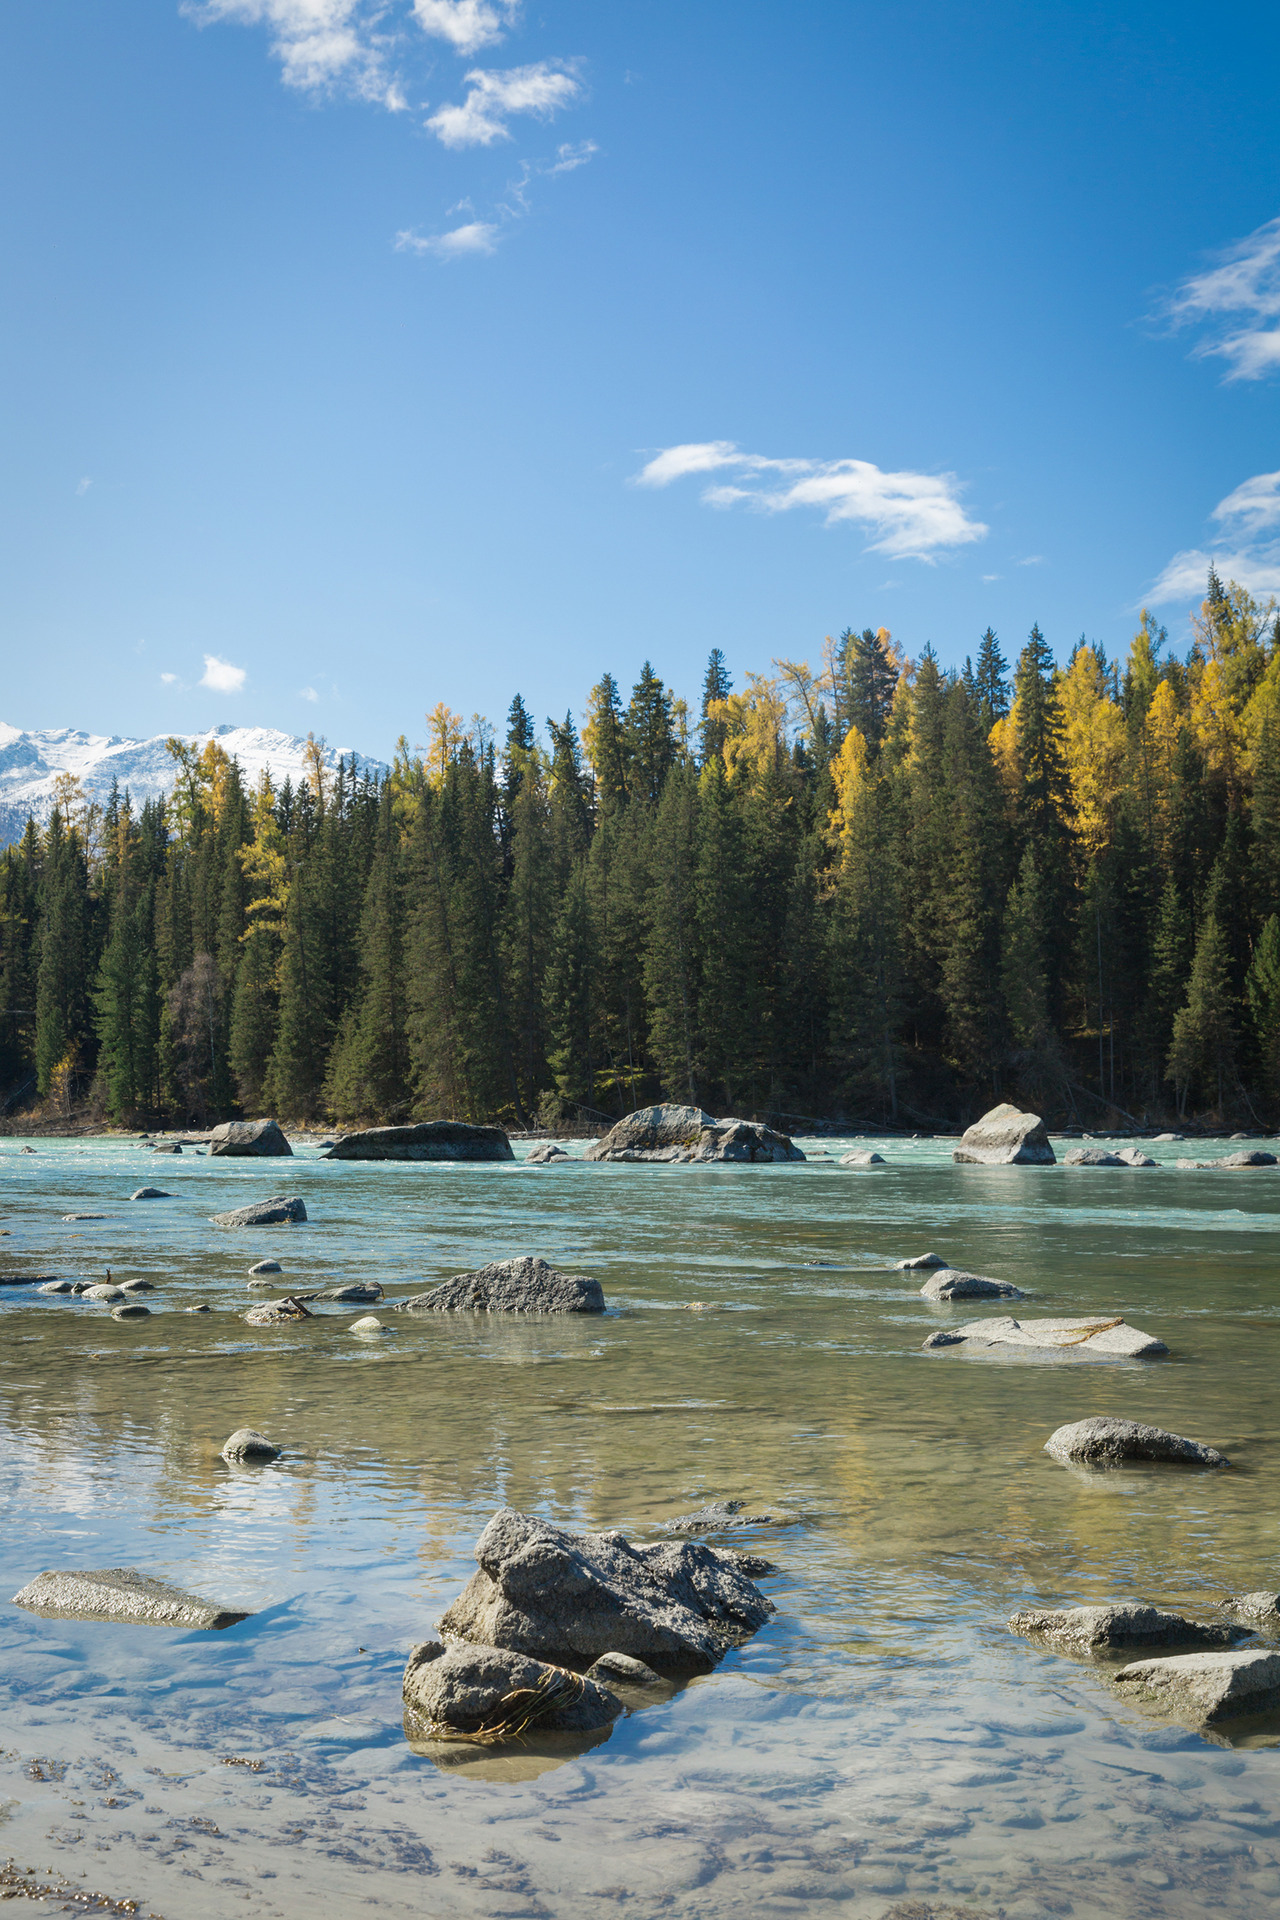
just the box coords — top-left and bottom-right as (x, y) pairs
(2, 0), (1278, 755)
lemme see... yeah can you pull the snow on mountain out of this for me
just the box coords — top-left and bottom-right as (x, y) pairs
(0, 722), (388, 847)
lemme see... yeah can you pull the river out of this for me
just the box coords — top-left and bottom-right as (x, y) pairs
(1, 1132), (1278, 1919)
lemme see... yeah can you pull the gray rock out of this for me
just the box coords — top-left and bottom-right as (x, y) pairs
(922, 1314), (1167, 1357)
(130, 1186), (172, 1200)
(1116, 1148), (1160, 1166)
(896, 1252), (946, 1269)
(308, 1282), (384, 1303)
(112, 1303), (151, 1319)
(1113, 1648), (1280, 1724)
(322, 1121), (513, 1162)
(839, 1150), (885, 1166)
(437, 1507), (775, 1673)
(39, 1280), (73, 1294)
(247, 1277), (276, 1289)
(119, 1278), (154, 1292)
(151, 1142), (182, 1153)
(1223, 1591), (1280, 1628)
(210, 1195), (307, 1227)
(1044, 1416), (1229, 1469)
(82, 1283), (123, 1301)
(586, 1651), (664, 1687)
(349, 1315), (387, 1334)
(185, 1304), (211, 1313)
(1008, 1603), (1241, 1652)
(585, 1104), (714, 1158)
(665, 1499), (776, 1533)
(244, 1296), (313, 1325)
(1219, 1149), (1278, 1167)
(402, 1640), (621, 1739)
(919, 1268), (1023, 1301)
(208, 1119), (293, 1158)
(248, 1259), (282, 1275)
(953, 1103), (1056, 1166)
(585, 1104), (804, 1164)
(1153, 1132), (1183, 1142)
(63, 1213), (109, 1221)
(11, 1566), (250, 1630)
(220, 1427), (281, 1462)
(525, 1143), (571, 1164)
(395, 1257), (605, 1316)
(1064, 1147), (1126, 1166)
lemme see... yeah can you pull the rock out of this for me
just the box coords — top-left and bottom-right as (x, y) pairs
(350, 1315), (387, 1334)
(221, 1427), (281, 1462)
(11, 1567), (250, 1630)
(1223, 1591), (1280, 1628)
(39, 1281), (73, 1294)
(1008, 1603), (1241, 1652)
(82, 1283), (123, 1302)
(244, 1296), (312, 1325)
(585, 1104), (804, 1164)
(402, 1640), (621, 1739)
(665, 1499), (777, 1533)
(208, 1119), (293, 1158)
(437, 1507), (775, 1673)
(1064, 1147), (1126, 1166)
(396, 1257), (605, 1316)
(525, 1143), (570, 1164)
(63, 1213), (109, 1221)
(1219, 1149), (1278, 1167)
(1116, 1147), (1159, 1166)
(129, 1187), (172, 1200)
(1044, 1417), (1229, 1469)
(919, 1268), (1023, 1301)
(322, 1121), (514, 1162)
(922, 1314), (1167, 1357)
(953, 1103), (1056, 1166)
(896, 1252), (946, 1269)
(185, 1304), (211, 1313)
(20, 1145), (36, 1152)
(247, 1277), (275, 1289)
(152, 1142), (182, 1153)
(112, 1303), (151, 1320)
(839, 1150), (885, 1166)
(1113, 1648), (1280, 1724)
(720, 1550), (778, 1577)
(586, 1651), (664, 1688)
(1153, 1132), (1183, 1142)
(119, 1278), (154, 1292)
(210, 1195), (307, 1227)
(310, 1282), (384, 1303)
(248, 1260), (282, 1275)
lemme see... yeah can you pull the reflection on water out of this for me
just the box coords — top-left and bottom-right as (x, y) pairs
(1, 1134), (1279, 1917)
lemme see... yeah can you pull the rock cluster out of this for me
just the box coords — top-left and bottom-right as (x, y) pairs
(322, 1122), (514, 1161)
(395, 1256), (605, 1316)
(585, 1104), (804, 1164)
(952, 1104), (1056, 1166)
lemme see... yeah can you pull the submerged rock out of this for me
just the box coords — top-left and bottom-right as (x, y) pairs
(185, 1304), (211, 1313)
(1009, 1603), (1240, 1652)
(130, 1186), (172, 1200)
(585, 1104), (804, 1164)
(396, 1257), (605, 1316)
(322, 1121), (513, 1162)
(151, 1142), (182, 1154)
(919, 1268), (1023, 1301)
(1113, 1648), (1280, 1724)
(244, 1296), (312, 1325)
(209, 1119), (293, 1158)
(922, 1314), (1167, 1357)
(249, 1259), (282, 1275)
(437, 1507), (774, 1673)
(221, 1427), (281, 1462)
(112, 1303), (151, 1320)
(350, 1315), (387, 1334)
(119, 1278), (154, 1293)
(525, 1143), (571, 1164)
(309, 1282), (384, 1303)
(11, 1566), (250, 1630)
(1223, 1591), (1280, 1629)
(839, 1150), (885, 1166)
(402, 1640), (621, 1740)
(210, 1195), (307, 1228)
(952, 1104), (1056, 1166)
(664, 1499), (777, 1533)
(896, 1252), (946, 1270)
(1044, 1417), (1229, 1469)
(1064, 1147), (1126, 1166)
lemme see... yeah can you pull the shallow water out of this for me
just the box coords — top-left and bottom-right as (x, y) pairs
(1, 1132), (1279, 1919)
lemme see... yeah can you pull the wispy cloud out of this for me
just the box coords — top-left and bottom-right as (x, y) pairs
(301, 685), (319, 702)
(1149, 468), (1280, 603)
(200, 654), (247, 693)
(397, 139), (595, 260)
(182, 0), (405, 107)
(1165, 214), (1280, 382)
(395, 219), (499, 257)
(426, 60), (581, 147)
(160, 672), (179, 686)
(412, 0), (516, 55)
(634, 441), (987, 561)
(76, 476), (92, 497)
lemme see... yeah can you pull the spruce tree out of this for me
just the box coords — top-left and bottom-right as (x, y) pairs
(544, 862), (597, 1111)
(643, 763), (699, 1100)
(627, 663), (677, 805)
(973, 628), (1010, 729)
(1245, 913), (1280, 1103)
(699, 649), (733, 765)
(325, 788), (409, 1121)
(1167, 915), (1236, 1116)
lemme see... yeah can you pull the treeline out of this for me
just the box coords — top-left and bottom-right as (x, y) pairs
(4, 569), (1280, 1130)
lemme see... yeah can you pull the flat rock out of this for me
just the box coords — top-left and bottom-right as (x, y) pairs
(665, 1499), (777, 1533)
(395, 1256), (605, 1316)
(210, 1195), (307, 1227)
(1113, 1647), (1280, 1724)
(39, 1280), (73, 1294)
(1116, 1148), (1159, 1166)
(208, 1119), (293, 1158)
(437, 1507), (775, 1673)
(839, 1150), (885, 1166)
(1044, 1416), (1228, 1469)
(953, 1103), (1056, 1166)
(221, 1427), (281, 1462)
(403, 1640), (621, 1739)
(322, 1121), (514, 1162)
(585, 1104), (804, 1164)
(1064, 1147), (1126, 1166)
(1219, 1149), (1278, 1167)
(1009, 1603), (1241, 1652)
(1224, 1591), (1280, 1628)
(525, 1143), (570, 1164)
(119, 1278), (154, 1292)
(919, 1268), (1023, 1301)
(112, 1303), (151, 1319)
(923, 1314), (1167, 1357)
(248, 1260), (282, 1275)
(896, 1252), (946, 1269)
(244, 1296), (312, 1325)
(11, 1566), (250, 1630)
(310, 1282), (384, 1303)
(130, 1187), (172, 1199)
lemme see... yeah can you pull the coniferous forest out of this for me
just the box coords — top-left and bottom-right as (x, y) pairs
(5, 571), (1280, 1132)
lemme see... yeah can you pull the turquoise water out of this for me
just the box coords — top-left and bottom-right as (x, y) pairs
(1, 1133), (1278, 1919)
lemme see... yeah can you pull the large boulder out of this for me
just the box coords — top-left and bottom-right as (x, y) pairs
(1044, 1417), (1229, 1469)
(1113, 1648), (1280, 1725)
(919, 1268), (1023, 1301)
(437, 1508), (775, 1673)
(1008, 1604), (1240, 1653)
(209, 1119), (293, 1158)
(210, 1195), (307, 1227)
(322, 1122), (513, 1162)
(395, 1257), (604, 1315)
(11, 1566), (250, 1631)
(403, 1640), (622, 1741)
(585, 1104), (804, 1164)
(953, 1104), (1056, 1166)
(923, 1314), (1167, 1357)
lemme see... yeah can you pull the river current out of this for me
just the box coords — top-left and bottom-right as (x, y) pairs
(0, 1132), (1278, 1919)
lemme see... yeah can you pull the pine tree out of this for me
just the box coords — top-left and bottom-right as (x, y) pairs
(692, 754), (752, 1108)
(643, 763), (700, 1100)
(34, 810), (92, 1099)
(1168, 915), (1236, 1115)
(1245, 913), (1280, 1103)
(973, 628), (1009, 729)
(627, 663), (676, 805)
(844, 629), (898, 752)
(1251, 713), (1280, 923)
(699, 649), (733, 764)
(1001, 847), (1051, 1053)
(229, 920), (278, 1112)
(263, 859), (329, 1120)
(583, 673), (631, 814)
(325, 788), (409, 1121)
(544, 862), (597, 1112)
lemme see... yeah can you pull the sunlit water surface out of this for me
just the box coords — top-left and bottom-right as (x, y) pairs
(1, 1134), (1278, 1919)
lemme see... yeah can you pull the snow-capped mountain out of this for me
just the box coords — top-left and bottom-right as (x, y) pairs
(0, 722), (388, 847)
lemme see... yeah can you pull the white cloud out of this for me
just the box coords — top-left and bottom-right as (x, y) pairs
(426, 61), (581, 148)
(301, 685), (319, 701)
(412, 0), (516, 54)
(634, 440), (986, 561)
(1017, 554), (1044, 566)
(395, 219), (499, 258)
(1166, 214), (1280, 382)
(982, 573), (1001, 582)
(182, 0), (404, 108)
(200, 654), (247, 694)
(1149, 468), (1280, 605)
(547, 139), (596, 174)
(160, 672), (179, 686)
(76, 476), (92, 496)
(1213, 469), (1280, 537)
